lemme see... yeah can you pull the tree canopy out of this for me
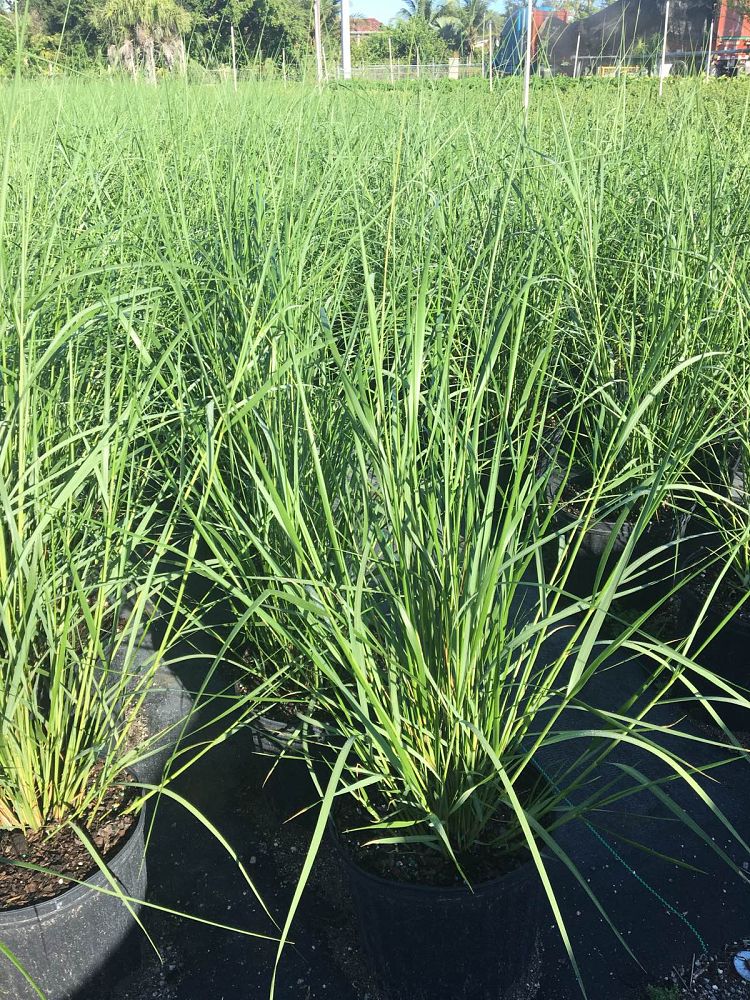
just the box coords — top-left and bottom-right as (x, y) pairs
(6, 0), (505, 74)
(360, 14), (450, 61)
(398, 0), (447, 26)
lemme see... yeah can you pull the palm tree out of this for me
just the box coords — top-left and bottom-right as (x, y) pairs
(441, 0), (492, 58)
(399, 0), (447, 28)
(91, 0), (191, 81)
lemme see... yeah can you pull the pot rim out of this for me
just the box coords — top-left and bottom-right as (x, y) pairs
(679, 578), (750, 638)
(542, 457), (686, 533)
(329, 817), (538, 898)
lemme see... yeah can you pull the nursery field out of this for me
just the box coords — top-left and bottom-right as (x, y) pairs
(2, 75), (750, 1000)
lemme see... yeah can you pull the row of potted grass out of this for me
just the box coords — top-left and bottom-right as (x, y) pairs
(3, 314), (748, 997)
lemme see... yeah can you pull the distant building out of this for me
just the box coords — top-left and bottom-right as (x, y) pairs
(351, 18), (383, 39)
(495, 0), (718, 76)
(541, 0), (714, 74)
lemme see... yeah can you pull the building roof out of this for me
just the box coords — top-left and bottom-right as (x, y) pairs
(350, 17), (383, 33)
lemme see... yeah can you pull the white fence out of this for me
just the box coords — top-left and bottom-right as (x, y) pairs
(347, 61), (484, 82)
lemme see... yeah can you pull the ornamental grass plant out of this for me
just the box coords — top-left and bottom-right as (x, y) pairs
(0, 79), (191, 832)
(0, 267), (192, 834)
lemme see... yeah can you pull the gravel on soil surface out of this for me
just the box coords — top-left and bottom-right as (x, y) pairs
(651, 943), (750, 999)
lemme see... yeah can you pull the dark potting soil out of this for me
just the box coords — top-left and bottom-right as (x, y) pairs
(333, 793), (529, 888)
(0, 771), (137, 911)
(234, 646), (304, 726)
(253, 696), (309, 727)
(558, 475), (596, 509)
(600, 595), (682, 642)
(691, 566), (750, 627)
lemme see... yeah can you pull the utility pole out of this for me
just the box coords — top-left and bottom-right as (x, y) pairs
(705, 18), (714, 78)
(488, 21), (493, 89)
(230, 24), (238, 91)
(658, 0), (670, 97)
(313, 0), (323, 84)
(341, 0), (352, 79)
(523, 0), (533, 115)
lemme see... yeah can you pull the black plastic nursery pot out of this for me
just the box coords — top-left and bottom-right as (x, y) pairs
(677, 582), (750, 732)
(552, 503), (684, 606)
(685, 439), (743, 498)
(0, 807), (147, 1000)
(0, 625), (191, 1000)
(251, 715), (327, 825)
(111, 612), (194, 787)
(545, 463), (686, 609)
(334, 833), (544, 1000)
(135, 660), (194, 787)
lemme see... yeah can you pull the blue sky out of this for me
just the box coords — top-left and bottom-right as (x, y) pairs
(353, 0), (406, 23)
(355, 0), (504, 26)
